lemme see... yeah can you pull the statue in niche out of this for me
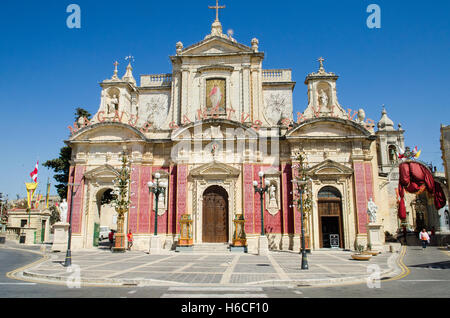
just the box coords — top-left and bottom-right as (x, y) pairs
(267, 184), (278, 211)
(111, 95), (119, 112)
(157, 192), (166, 215)
(318, 89), (329, 108)
(106, 94), (119, 114)
(367, 198), (378, 224)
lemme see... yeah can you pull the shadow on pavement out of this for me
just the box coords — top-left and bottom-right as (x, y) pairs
(410, 261), (450, 269)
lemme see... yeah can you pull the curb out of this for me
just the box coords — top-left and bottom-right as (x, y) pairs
(15, 251), (403, 288)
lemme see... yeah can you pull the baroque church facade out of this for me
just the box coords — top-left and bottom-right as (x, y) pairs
(66, 13), (407, 253)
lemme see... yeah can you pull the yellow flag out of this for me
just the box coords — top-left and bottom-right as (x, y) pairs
(25, 182), (38, 210)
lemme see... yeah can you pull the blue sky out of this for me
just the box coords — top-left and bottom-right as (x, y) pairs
(0, 0), (449, 200)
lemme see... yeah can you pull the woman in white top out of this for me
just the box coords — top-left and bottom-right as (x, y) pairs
(419, 228), (430, 250)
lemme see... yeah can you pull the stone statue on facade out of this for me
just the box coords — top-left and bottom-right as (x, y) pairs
(268, 184), (278, 210)
(111, 95), (119, 113)
(367, 198), (378, 224)
(319, 89), (329, 107)
(269, 185), (276, 201)
(59, 199), (68, 223)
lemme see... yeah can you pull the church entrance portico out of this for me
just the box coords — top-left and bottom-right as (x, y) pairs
(190, 162), (240, 245)
(81, 165), (121, 249)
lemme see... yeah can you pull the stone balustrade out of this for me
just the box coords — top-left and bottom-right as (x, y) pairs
(262, 69), (292, 82)
(5, 227), (21, 241)
(141, 74), (173, 87)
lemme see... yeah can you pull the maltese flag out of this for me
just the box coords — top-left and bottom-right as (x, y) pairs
(30, 161), (39, 183)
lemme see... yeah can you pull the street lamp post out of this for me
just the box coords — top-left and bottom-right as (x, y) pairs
(294, 179), (309, 270)
(147, 173), (167, 254)
(253, 171), (270, 236)
(147, 173), (167, 236)
(64, 182), (81, 268)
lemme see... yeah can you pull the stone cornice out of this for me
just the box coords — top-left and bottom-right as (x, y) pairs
(197, 64), (235, 73)
(286, 117), (374, 139)
(262, 81), (296, 89)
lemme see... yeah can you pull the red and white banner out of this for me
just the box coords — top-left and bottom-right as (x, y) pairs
(30, 161), (39, 182)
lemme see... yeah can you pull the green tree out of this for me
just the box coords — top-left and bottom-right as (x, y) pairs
(43, 146), (72, 200)
(75, 108), (92, 121)
(44, 108), (91, 200)
(49, 205), (60, 225)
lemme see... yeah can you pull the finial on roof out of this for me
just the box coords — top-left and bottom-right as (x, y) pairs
(176, 42), (184, 55)
(122, 56), (136, 85)
(112, 61), (119, 80)
(378, 105), (394, 131)
(209, 0), (226, 22)
(206, 0), (227, 38)
(318, 57), (325, 71)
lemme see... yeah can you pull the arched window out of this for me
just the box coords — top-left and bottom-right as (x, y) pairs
(388, 145), (397, 163)
(318, 186), (342, 199)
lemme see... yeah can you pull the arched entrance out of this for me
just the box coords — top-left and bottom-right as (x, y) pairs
(318, 186), (344, 248)
(93, 188), (116, 248)
(202, 186), (229, 243)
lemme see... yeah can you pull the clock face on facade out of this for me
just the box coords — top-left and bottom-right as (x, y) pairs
(206, 78), (226, 113)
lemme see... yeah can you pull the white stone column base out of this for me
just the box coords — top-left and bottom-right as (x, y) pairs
(52, 223), (70, 252)
(149, 235), (163, 254)
(367, 223), (384, 252)
(258, 235), (269, 256)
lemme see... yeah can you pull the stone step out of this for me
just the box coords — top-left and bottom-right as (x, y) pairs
(192, 243), (230, 253)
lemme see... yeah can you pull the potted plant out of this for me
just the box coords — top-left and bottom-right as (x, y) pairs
(363, 243), (380, 256)
(351, 244), (372, 260)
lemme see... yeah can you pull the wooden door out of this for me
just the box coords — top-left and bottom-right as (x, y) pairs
(318, 200), (344, 248)
(203, 188), (228, 243)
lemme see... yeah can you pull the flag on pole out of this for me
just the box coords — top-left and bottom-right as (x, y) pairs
(46, 179), (51, 209)
(30, 161), (39, 182)
(34, 194), (42, 209)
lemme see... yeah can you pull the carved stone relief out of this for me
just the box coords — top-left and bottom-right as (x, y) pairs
(145, 95), (169, 129)
(264, 92), (291, 125)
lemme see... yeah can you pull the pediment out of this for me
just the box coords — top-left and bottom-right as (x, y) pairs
(181, 37), (253, 56)
(308, 160), (353, 176)
(286, 118), (371, 138)
(71, 123), (147, 142)
(190, 162), (240, 178)
(263, 167), (281, 176)
(84, 164), (120, 180)
(171, 119), (258, 141)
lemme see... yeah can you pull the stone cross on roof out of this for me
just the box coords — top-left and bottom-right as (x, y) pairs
(209, 0), (226, 22)
(318, 57), (325, 70)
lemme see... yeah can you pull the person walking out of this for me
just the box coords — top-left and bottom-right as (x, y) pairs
(419, 228), (430, 250)
(127, 230), (133, 251)
(402, 226), (408, 246)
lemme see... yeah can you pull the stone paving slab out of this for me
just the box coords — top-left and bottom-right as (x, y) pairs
(11, 248), (402, 287)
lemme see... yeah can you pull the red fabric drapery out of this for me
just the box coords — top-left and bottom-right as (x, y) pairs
(398, 161), (447, 220)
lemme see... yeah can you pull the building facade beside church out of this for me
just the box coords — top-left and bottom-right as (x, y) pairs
(65, 12), (418, 253)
